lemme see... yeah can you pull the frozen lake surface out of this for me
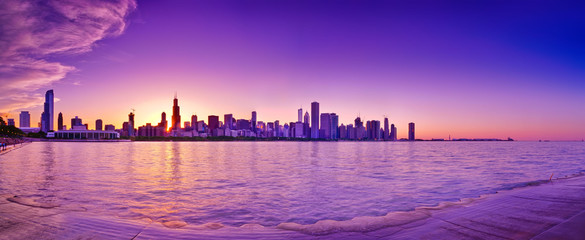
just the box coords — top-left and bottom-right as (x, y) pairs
(0, 141), (583, 227)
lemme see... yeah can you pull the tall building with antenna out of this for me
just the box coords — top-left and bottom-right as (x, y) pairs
(171, 93), (181, 130)
(128, 111), (135, 136)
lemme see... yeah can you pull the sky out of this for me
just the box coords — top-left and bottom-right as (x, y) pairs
(1, 0), (584, 140)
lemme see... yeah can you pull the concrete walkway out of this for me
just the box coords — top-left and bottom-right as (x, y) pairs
(371, 175), (585, 239)
(1, 174), (584, 239)
(0, 142), (29, 155)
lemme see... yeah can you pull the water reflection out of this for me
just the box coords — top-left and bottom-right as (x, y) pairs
(40, 142), (56, 204)
(169, 142), (182, 183)
(0, 141), (583, 227)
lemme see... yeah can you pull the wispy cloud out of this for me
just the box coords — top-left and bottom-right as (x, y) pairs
(0, 0), (136, 113)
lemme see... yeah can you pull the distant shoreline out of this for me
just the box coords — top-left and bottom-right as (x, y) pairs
(37, 139), (131, 142)
(19, 137), (585, 142)
(36, 137), (516, 142)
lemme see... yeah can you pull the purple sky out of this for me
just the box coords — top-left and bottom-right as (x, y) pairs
(1, 0), (584, 140)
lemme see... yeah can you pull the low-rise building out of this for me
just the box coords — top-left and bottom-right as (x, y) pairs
(50, 129), (120, 139)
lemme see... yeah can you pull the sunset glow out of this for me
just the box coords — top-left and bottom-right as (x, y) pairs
(1, 1), (584, 140)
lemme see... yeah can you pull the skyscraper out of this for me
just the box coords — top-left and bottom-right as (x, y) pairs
(303, 111), (310, 138)
(19, 111), (30, 128)
(330, 113), (338, 140)
(294, 122), (304, 138)
(237, 119), (251, 130)
(129, 112), (135, 136)
(251, 111), (257, 133)
(274, 120), (280, 137)
(122, 122), (129, 135)
(41, 89), (54, 132)
(224, 114), (233, 130)
(171, 94), (181, 130)
(311, 102), (319, 139)
(191, 115), (197, 131)
(355, 116), (365, 140)
(257, 121), (265, 135)
(347, 124), (355, 139)
(283, 123), (290, 138)
(390, 124), (397, 141)
(339, 124), (346, 139)
(159, 112), (168, 131)
(384, 117), (389, 140)
(354, 116), (363, 128)
(366, 120), (372, 139)
(96, 119), (103, 131)
(373, 120), (381, 140)
(366, 120), (381, 140)
(320, 113), (331, 139)
(57, 112), (63, 130)
(408, 122), (415, 141)
(267, 122), (274, 137)
(298, 108), (302, 122)
(208, 115), (219, 134)
(289, 121), (295, 137)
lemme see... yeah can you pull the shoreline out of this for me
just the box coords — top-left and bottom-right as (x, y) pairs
(28, 137), (585, 142)
(1, 172), (584, 239)
(38, 139), (131, 142)
(0, 141), (30, 155)
(274, 172), (585, 236)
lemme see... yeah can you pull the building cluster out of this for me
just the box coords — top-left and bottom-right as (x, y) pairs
(128, 95), (416, 141)
(12, 90), (120, 139)
(10, 90), (416, 141)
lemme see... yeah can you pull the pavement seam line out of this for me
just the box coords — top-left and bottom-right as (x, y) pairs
(431, 215), (514, 240)
(530, 208), (585, 239)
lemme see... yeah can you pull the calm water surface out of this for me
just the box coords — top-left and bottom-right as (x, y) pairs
(0, 141), (584, 227)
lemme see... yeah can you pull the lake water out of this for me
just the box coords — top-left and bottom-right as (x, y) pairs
(0, 141), (584, 228)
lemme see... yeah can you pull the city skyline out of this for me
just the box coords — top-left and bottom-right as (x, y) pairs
(1, 1), (584, 140)
(6, 90), (428, 140)
(21, 89), (417, 140)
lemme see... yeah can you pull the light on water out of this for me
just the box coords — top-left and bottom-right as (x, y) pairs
(0, 142), (583, 227)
